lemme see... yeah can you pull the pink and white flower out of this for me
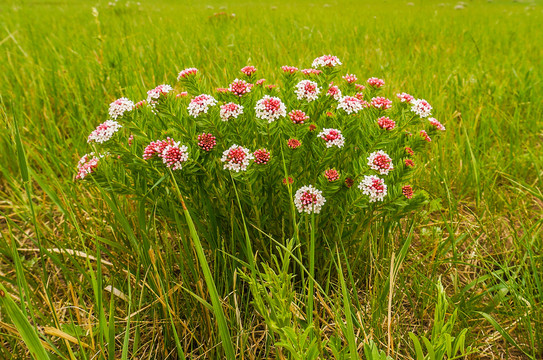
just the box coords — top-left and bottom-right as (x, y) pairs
(367, 150), (394, 175)
(241, 66), (257, 76)
(221, 144), (253, 172)
(312, 55), (342, 68)
(355, 84), (366, 92)
(143, 138), (175, 160)
(358, 175), (387, 202)
(87, 120), (122, 144)
(343, 74), (357, 83)
(420, 130), (432, 142)
(220, 102), (244, 121)
(377, 116), (396, 130)
(367, 77), (385, 88)
(255, 95), (287, 123)
(295, 80), (320, 102)
(161, 142), (189, 170)
(177, 68), (198, 80)
(324, 169), (340, 182)
(228, 78), (253, 97)
(338, 96), (364, 114)
(326, 85), (342, 101)
(75, 153), (101, 180)
(108, 98), (134, 119)
(289, 110), (309, 124)
(371, 96), (392, 110)
(411, 99), (432, 118)
(318, 128), (345, 148)
(397, 92), (414, 103)
(146, 84), (173, 104)
(428, 117), (446, 131)
(188, 94), (217, 117)
(294, 185), (326, 214)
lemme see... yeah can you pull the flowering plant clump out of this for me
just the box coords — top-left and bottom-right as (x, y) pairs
(75, 55), (446, 264)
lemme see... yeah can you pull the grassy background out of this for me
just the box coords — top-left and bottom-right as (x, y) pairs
(0, 0), (542, 358)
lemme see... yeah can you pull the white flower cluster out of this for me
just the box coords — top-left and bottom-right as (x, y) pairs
(410, 98), (432, 118)
(337, 96), (364, 114)
(87, 120), (122, 144)
(221, 144), (254, 172)
(318, 128), (345, 148)
(255, 95), (287, 123)
(294, 80), (320, 102)
(312, 55), (342, 68)
(367, 150), (394, 175)
(108, 97), (134, 119)
(220, 102), (244, 121)
(146, 84), (174, 104)
(188, 94), (218, 118)
(358, 175), (388, 202)
(294, 185), (326, 214)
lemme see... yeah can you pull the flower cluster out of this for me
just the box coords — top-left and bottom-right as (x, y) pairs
(220, 102), (244, 121)
(253, 148), (271, 164)
(397, 92), (414, 103)
(228, 79), (253, 97)
(87, 120), (122, 144)
(289, 110), (309, 124)
(327, 85), (342, 101)
(377, 116), (396, 130)
(358, 175), (387, 202)
(312, 55), (342, 68)
(342, 74), (357, 83)
(147, 84), (173, 104)
(301, 68), (322, 76)
(255, 95), (287, 123)
(241, 66), (257, 76)
(287, 138), (301, 149)
(318, 128), (345, 148)
(198, 133), (217, 151)
(75, 153), (101, 180)
(429, 118), (446, 131)
(371, 97), (392, 110)
(294, 185), (326, 214)
(188, 94), (217, 117)
(295, 80), (320, 102)
(281, 66), (298, 74)
(420, 130), (432, 142)
(162, 142), (189, 170)
(411, 99), (432, 118)
(108, 98), (134, 119)
(338, 96), (364, 114)
(367, 77), (385, 88)
(402, 185), (414, 199)
(324, 169), (339, 182)
(177, 67), (198, 80)
(367, 150), (393, 175)
(221, 145), (253, 172)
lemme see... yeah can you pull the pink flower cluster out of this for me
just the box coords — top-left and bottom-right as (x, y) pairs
(281, 66), (298, 74)
(326, 85), (342, 101)
(241, 66), (257, 76)
(229, 79), (253, 97)
(371, 97), (392, 110)
(377, 116), (396, 130)
(402, 185), (414, 199)
(294, 185), (326, 214)
(108, 98), (134, 119)
(312, 55), (342, 68)
(87, 120), (122, 144)
(420, 130), (432, 142)
(324, 169), (339, 182)
(318, 128), (345, 148)
(367, 150), (393, 175)
(342, 74), (357, 83)
(397, 92), (414, 103)
(188, 94), (217, 117)
(75, 153), (101, 180)
(147, 84), (173, 104)
(301, 68), (322, 76)
(428, 118), (446, 131)
(253, 148), (271, 164)
(220, 102), (244, 121)
(287, 138), (301, 149)
(358, 175), (387, 202)
(177, 68), (198, 80)
(289, 110), (309, 124)
(295, 80), (320, 102)
(255, 95), (287, 123)
(143, 138), (189, 170)
(197, 133), (216, 151)
(221, 144), (254, 172)
(367, 77), (385, 88)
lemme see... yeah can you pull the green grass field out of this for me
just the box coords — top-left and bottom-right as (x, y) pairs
(1, 0), (542, 359)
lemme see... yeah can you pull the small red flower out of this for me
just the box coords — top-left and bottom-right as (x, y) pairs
(404, 159), (415, 168)
(289, 110), (309, 124)
(377, 116), (396, 130)
(309, 124), (317, 132)
(345, 177), (354, 188)
(405, 147), (415, 156)
(420, 130), (432, 142)
(253, 148), (271, 164)
(197, 133), (217, 151)
(324, 169), (340, 182)
(287, 138), (301, 149)
(241, 66), (257, 76)
(282, 176), (294, 185)
(402, 185), (414, 199)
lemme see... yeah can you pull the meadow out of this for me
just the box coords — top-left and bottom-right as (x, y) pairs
(0, 0), (542, 359)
